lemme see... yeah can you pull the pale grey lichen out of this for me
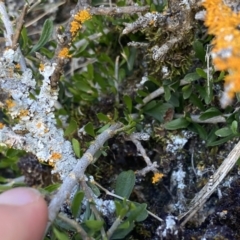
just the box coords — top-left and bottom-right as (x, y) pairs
(0, 50), (79, 179)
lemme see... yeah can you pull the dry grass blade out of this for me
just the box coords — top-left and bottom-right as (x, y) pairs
(179, 140), (240, 226)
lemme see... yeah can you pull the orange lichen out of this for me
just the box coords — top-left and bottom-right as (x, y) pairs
(149, 20), (155, 26)
(74, 9), (92, 23)
(6, 99), (15, 108)
(70, 20), (82, 36)
(0, 123), (5, 129)
(39, 63), (45, 71)
(152, 172), (164, 184)
(15, 63), (21, 69)
(50, 152), (62, 160)
(19, 109), (29, 117)
(203, 0), (240, 106)
(58, 47), (72, 58)
(36, 122), (43, 128)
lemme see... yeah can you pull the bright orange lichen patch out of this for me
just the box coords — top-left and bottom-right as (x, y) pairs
(203, 0), (240, 106)
(70, 9), (91, 36)
(58, 47), (72, 58)
(6, 99), (15, 108)
(51, 152), (62, 160)
(74, 9), (92, 23)
(70, 20), (82, 35)
(0, 123), (5, 129)
(39, 63), (45, 71)
(152, 172), (164, 184)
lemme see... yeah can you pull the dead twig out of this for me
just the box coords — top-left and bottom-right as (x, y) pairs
(179, 140), (240, 226)
(12, 4), (29, 49)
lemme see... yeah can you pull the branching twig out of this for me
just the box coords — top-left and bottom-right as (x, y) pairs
(58, 213), (92, 240)
(126, 133), (160, 176)
(47, 123), (123, 231)
(93, 180), (164, 222)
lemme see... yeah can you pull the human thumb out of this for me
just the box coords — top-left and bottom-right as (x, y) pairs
(0, 187), (48, 240)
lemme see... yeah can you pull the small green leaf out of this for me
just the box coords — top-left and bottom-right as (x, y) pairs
(64, 119), (78, 136)
(143, 102), (173, 122)
(193, 40), (205, 63)
(85, 220), (104, 231)
(164, 118), (190, 130)
(196, 68), (207, 79)
(182, 85), (192, 99)
(115, 201), (122, 217)
(96, 123), (111, 134)
(73, 42), (89, 57)
(115, 170), (135, 198)
(207, 135), (234, 147)
(127, 203), (148, 222)
(215, 127), (233, 137)
(30, 19), (53, 53)
(183, 72), (200, 82)
(88, 182), (101, 197)
(53, 227), (69, 240)
(123, 95), (132, 113)
(72, 138), (81, 158)
(84, 122), (95, 137)
(97, 113), (110, 123)
(217, 71), (225, 82)
(190, 94), (205, 111)
(71, 191), (84, 218)
(231, 120), (238, 134)
(44, 183), (60, 192)
(199, 107), (222, 120)
(111, 221), (135, 239)
(20, 27), (29, 52)
(191, 123), (208, 140)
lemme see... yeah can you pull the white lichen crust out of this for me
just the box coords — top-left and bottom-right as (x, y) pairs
(0, 49), (77, 179)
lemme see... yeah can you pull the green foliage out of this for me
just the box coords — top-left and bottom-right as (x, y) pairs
(71, 191), (84, 218)
(115, 170), (135, 198)
(30, 19), (53, 54)
(3, 0), (240, 239)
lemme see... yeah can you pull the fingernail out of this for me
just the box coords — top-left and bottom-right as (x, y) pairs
(0, 187), (41, 206)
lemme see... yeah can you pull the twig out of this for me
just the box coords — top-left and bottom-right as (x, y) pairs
(126, 133), (160, 176)
(93, 180), (164, 222)
(12, 4), (29, 49)
(107, 216), (122, 239)
(58, 213), (92, 240)
(179, 140), (240, 226)
(135, 79), (188, 109)
(90, 5), (149, 15)
(0, 1), (26, 71)
(174, 114), (227, 123)
(47, 123), (123, 231)
(114, 56), (120, 105)
(3, 176), (25, 186)
(25, 1), (66, 28)
(152, 37), (181, 61)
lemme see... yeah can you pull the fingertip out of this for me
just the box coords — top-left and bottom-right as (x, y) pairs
(0, 187), (48, 240)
